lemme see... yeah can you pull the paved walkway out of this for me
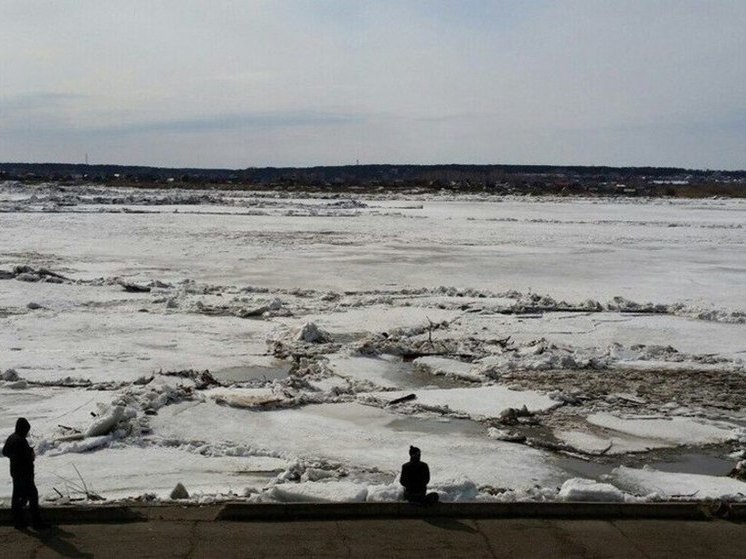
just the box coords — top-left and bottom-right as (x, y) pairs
(1, 518), (745, 558)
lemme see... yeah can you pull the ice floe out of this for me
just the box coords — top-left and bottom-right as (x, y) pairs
(612, 466), (746, 501)
(369, 386), (559, 420)
(557, 478), (629, 502)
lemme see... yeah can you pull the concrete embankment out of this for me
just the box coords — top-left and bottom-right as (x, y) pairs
(2, 503), (746, 559)
(2, 501), (746, 524)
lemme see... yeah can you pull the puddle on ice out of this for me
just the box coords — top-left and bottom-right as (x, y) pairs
(556, 452), (734, 480)
(648, 454), (734, 476)
(232, 468), (286, 479)
(212, 362), (290, 383)
(385, 415), (485, 437)
(383, 360), (471, 390)
(555, 457), (615, 479)
(329, 355), (468, 391)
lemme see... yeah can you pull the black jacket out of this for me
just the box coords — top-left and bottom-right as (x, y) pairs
(3, 423), (35, 480)
(400, 459), (430, 497)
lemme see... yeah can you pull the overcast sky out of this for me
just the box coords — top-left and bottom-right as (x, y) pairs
(2, 1), (744, 169)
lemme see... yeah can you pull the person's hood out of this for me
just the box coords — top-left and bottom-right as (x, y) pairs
(15, 417), (30, 437)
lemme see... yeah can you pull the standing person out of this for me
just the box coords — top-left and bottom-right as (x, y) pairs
(2, 417), (47, 529)
(400, 446), (439, 505)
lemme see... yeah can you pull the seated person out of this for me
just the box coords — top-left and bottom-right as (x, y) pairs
(400, 446), (439, 505)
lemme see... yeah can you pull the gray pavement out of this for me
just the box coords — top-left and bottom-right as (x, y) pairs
(1, 517), (746, 558)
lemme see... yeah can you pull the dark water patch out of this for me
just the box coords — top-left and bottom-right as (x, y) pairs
(390, 359), (477, 389)
(556, 450), (735, 481)
(212, 362), (290, 383)
(648, 453), (734, 476)
(556, 457), (615, 479)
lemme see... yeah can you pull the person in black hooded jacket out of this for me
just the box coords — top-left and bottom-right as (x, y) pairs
(2, 417), (46, 529)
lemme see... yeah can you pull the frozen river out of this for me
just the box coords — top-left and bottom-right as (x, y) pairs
(1, 183), (745, 503)
(2, 193), (745, 304)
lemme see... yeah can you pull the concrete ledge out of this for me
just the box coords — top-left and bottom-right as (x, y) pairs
(218, 502), (712, 522)
(1, 501), (734, 525)
(727, 504), (746, 521)
(0, 503), (223, 525)
(0, 505), (146, 525)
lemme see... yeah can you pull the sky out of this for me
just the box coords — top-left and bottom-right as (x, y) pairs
(1, 0), (745, 169)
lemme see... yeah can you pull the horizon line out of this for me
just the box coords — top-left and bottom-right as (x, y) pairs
(1, 161), (744, 174)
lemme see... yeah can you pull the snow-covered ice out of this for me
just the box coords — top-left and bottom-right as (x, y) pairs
(556, 414), (741, 455)
(612, 466), (746, 501)
(557, 478), (629, 502)
(371, 386), (558, 419)
(1, 182), (745, 503)
(150, 400), (563, 490)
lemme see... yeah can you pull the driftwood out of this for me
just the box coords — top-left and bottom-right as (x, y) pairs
(119, 281), (151, 293)
(494, 307), (598, 315)
(54, 465), (105, 501)
(72, 464), (105, 501)
(389, 393), (417, 405)
(57, 424), (81, 433)
(29, 378), (93, 388)
(37, 267), (69, 281)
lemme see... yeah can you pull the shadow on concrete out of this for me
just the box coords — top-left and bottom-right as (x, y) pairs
(424, 518), (478, 533)
(25, 525), (93, 558)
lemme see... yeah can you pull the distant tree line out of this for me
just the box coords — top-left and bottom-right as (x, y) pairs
(1, 162), (744, 197)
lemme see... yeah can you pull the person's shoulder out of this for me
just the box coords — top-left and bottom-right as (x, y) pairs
(2, 434), (16, 455)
